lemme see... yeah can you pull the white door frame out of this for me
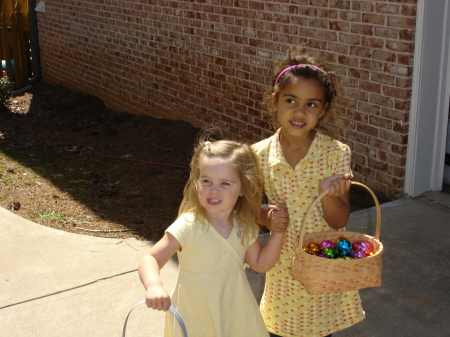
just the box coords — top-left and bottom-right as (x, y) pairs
(405, 0), (450, 197)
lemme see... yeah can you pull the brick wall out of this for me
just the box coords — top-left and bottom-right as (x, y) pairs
(36, 0), (417, 197)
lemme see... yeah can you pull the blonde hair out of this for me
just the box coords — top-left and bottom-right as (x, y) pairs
(179, 139), (263, 243)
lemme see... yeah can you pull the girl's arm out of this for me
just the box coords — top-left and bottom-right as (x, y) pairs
(138, 232), (181, 311)
(319, 173), (352, 229)
(244, 231), (284, 273)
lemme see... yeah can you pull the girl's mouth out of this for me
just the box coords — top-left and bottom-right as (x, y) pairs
(290, 120), (305, 128)
(207, 198), (221, 204)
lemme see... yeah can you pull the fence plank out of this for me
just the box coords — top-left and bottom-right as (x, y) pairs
(10, 12), (24, 88)
(1, 12), (13, 81)
(15, 1), (28, 87)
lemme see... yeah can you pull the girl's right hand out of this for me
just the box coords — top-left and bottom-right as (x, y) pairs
(145, 285), (171, 311)
(267, 203), (289, 233)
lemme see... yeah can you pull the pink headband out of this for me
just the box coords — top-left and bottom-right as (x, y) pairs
(274, 64), (333, 95)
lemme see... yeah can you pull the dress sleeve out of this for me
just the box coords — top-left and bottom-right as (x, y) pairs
(166, 213), (194, 249)
(245, 230), (258, 248)
(330, 141), (352, 175)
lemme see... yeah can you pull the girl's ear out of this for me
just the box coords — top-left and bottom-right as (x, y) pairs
(319, 102), (328, 119)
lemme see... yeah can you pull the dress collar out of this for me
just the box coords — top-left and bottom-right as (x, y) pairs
(268, 128), (321, 168)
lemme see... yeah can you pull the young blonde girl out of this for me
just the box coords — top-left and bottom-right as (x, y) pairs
(252, 45), (365, 337)
(138, 139), (285, 337)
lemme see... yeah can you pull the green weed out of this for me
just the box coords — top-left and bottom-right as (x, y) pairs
(0, 173), (11, 182)
(67, 187), (87, 196)
(30, 211), (66, 221)
(0, 76), (12, 109)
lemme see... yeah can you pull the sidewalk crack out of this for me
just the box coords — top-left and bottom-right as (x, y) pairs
(0, 269), (137, 310)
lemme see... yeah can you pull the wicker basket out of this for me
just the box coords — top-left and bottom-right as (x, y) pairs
(290, 181), (383, 295)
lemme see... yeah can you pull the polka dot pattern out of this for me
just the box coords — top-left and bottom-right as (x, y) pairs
(252, 129), (365, 337)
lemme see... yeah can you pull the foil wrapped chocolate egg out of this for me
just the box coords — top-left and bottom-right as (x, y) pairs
(322, 247), (338, 259)
(319, 240), (335, 250)
(305, 242), (321, 255)
(336, 239), (352, 257)
(351, 251), (366, 259)
(335, 236), (348, 244)
(352, 240), (372, 256)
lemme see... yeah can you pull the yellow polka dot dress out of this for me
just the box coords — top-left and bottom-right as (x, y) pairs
(252, 129), (365, 337)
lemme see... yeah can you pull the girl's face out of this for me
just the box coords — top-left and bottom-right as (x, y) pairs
(273, 76), (328, 139)
(197, 156), (243, 220)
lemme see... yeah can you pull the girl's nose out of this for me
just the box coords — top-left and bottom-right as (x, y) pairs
(294, 105), (306, 115)
(210, 184), (220, 193)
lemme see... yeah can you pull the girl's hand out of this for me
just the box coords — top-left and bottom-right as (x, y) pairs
(267, 203), (289, 233)
(320, 173), (353, 197)
(145, 284), (171, 311)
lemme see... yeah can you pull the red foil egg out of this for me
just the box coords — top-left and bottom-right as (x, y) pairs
(352, 240), (373, 256)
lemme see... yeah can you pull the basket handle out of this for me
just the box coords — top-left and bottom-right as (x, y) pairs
(296, 181), (381, 249)
(122, 300), (188, 337)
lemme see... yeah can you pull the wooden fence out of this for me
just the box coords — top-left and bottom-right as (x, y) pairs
(0, 0), (29, 23)
(0, 1), (31, 90)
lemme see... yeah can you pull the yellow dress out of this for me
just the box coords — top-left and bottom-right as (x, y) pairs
(252, 129), (365, 337)
(164, 213), (270, 337)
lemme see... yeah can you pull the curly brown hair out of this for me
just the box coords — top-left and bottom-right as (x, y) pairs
(263, 45), (339, 132)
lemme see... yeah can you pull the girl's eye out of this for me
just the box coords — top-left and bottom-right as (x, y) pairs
(221, 182), (230, 186)
(202, 179), (211, 184)
(287, 98), (295, 104)
(308, 102), (317, 108)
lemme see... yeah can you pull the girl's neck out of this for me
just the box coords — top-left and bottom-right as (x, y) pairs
(206, 212), (234, 239)
(279, 130), (316, 169)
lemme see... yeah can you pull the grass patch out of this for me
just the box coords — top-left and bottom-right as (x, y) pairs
(30, 210), (66, 221)
(0, 172), (11, 182)
(67, 187), (87, 196)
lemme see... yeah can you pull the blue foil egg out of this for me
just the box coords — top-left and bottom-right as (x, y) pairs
(336, 239), (352, 257)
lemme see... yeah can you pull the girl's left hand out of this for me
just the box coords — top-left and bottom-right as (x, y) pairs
(320, 173), (353, 197)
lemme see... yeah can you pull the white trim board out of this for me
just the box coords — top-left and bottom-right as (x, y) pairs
(405, 0), (450, 197)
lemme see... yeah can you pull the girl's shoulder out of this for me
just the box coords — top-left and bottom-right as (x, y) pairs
(316, 131), (351, 153)
(251, 132), (278, 154)
(168, 213), (207, 245)
(170, 213), (199, 231)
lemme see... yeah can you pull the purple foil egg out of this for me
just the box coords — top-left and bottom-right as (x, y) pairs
(351, 251), (366, 259)
(319, 240), (335, 250)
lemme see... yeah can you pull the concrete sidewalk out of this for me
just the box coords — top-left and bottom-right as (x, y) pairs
(1, 191), (450, 336)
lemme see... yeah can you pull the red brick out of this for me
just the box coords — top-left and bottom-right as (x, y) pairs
(368, 158), (389, 172)
(369, 115), (392, 129)
(376, 3), (400, 15)
(362, 13), (386, 25)
(361, 36), (384, 49)
(352, 1), (374, 12)
(357, 123), (379, 137)
(375, 26), (398, 39)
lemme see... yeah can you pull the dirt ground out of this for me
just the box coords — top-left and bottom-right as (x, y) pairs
(0, 83), (394, 241)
